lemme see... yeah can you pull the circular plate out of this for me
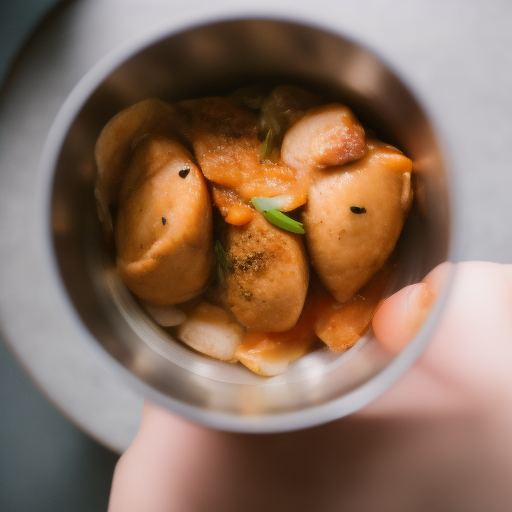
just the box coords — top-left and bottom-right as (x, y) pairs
(0, 0), (510, 453)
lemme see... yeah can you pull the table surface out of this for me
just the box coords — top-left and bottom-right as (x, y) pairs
(1, 1), (512, 510)
(0, 4), (118, 512)
(0, 2), (118, 511)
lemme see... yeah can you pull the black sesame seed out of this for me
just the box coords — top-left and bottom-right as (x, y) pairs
(162, 217), (167, 225)
(179, 165), (190, 178)
(350, 206), (367, 214)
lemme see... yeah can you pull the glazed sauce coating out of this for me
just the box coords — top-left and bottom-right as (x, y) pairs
(94, 86), (413, 376)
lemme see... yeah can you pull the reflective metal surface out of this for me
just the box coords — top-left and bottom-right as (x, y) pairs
(6, 0), (512, 450)
(41, 16), (454, 432)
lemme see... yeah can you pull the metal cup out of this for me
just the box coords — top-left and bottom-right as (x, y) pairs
(41, 15), (457, 432)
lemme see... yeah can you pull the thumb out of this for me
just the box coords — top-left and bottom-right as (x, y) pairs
(372, 262), (453, 353)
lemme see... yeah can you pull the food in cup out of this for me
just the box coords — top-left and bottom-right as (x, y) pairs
(94, 85), (413, 376)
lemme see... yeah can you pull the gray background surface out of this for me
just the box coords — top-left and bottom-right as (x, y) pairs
(1, 0), (512, 511)
(0, 2), (118, 511)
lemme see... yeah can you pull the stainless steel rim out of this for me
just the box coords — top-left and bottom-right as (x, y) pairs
(38, 8), (461, 433)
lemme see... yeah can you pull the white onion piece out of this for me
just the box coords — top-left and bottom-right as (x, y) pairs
(176, 301), (245, 362)
(251, 194), (292, 211)
(140, 299), (186, 327)
(236, 353), (289, 377)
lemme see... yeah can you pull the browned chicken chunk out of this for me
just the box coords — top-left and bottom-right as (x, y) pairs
(94, 98), (178, 228)
(224, 213), (309, 332)
(281, 103), (366, 172)
(303, 141), (413, 303)
(115, 135), (214, 305)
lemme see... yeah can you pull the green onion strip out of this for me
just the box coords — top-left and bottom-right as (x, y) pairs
(251, 197), (305, 234)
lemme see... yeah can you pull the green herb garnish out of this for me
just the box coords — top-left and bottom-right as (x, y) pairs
(250, 196), (283, 211)
(251, 197), (305, 234)
(214, 239), (229, 286)
(259, 129), (276, 161)
(215, 239), (228, 271)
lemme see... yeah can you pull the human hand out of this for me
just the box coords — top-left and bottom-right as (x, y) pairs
(108, 262), (512, 512)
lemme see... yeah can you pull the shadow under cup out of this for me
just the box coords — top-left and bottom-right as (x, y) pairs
(45, 17), (454, 432)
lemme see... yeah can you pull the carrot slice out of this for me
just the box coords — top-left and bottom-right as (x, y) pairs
(314, 263), (394, 352)
(224, 205), (255, 226)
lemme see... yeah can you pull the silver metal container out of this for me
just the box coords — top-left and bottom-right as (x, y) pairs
(39, 14), (456, 432)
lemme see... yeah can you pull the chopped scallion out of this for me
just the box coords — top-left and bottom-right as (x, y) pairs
(214, 239), (229, 286)
(251, 197), (305, 234)
(259, 129), (274, 161)
(214, 240), (228, 271)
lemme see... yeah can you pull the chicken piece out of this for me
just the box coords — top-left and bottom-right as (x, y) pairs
(281, 104), (366, 173)
(314, 262), (394, 351)
(303, 141), (413, 303)
(115, 135), (214, 305)
(94, 98), (179, 228)
(181, 97), (308, 212)
(175, 301), (245, 362)
(224, 213), (309, 332)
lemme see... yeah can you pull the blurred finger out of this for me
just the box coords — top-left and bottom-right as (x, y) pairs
(108, 401), (223, 512)
(365, 262), (512, 417)
(372, 262), (453, 353)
